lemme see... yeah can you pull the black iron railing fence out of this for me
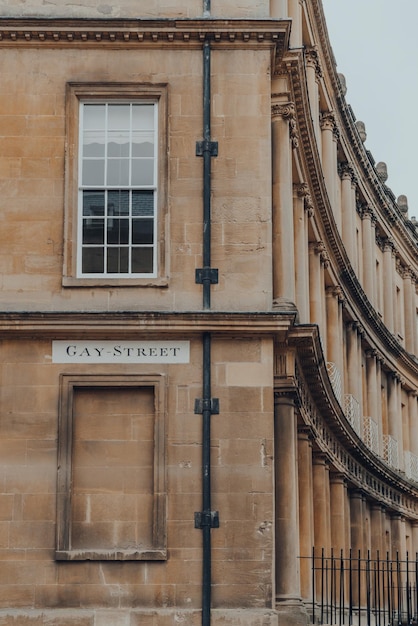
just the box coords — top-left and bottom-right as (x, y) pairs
(303, 548), (418, 625)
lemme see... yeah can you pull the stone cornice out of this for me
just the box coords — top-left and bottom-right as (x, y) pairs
(0, 310), (296, 339)
(0, 17), (290, 51)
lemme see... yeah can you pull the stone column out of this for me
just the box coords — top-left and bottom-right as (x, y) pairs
(387, 373), (403, 470)
(339, 162), (357, 266)
(320, 112), (340, 231)
(274, 393), (307, 625)
(345, 322), (362, 433)
(270, 0), (288, 17)
(414, 278), (418, 356)
(411, 522), (418, 559)
(382, 239), (395, 333)
(350, 490), (365, 605)
(329, 472), (348, 554)
(297, 427), (314, 601)
(312, 453), (330, 556)
(305, 47), (321, 148)
(365, 350), (379, 454)
(272, 101), (296, 306)
(360, 204), (376, 306)
(375, 356), (384, 456)
(402, 266), (415, 354)
(370, 504), (385, 558)
(326, 287), (344, 403)
(391, 514), (404, 560)
(409, 392), (418, 457)
(293, 184), (312, 323)
(288, 0), (303, 48)
(309, 241), (327, 349)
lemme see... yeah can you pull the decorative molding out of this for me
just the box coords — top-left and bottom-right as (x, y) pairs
(0, 18), (290, 50)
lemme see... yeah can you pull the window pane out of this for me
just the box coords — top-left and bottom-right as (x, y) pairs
(83, 191), (105, 216)
(132, 104), (154, 130)
(108, 104), (130, 130)
(107, 219), (129, 244)
(83, 104), (105, 130)
(132, 247), (153, 274)
(131, 159), (154, 186)
(108, 131), (130, 157)
(83, 219), (104, 244)
(82, 159), (105, 186)
(132, 131), (154, 157)
(107, 159), (129, 186)
(83, 130), (105, 157)
(132, 219), (154, 245)
(108, 190), (129, 216)
(107, 247), (129, 273)
(82, 247), (104, 273)
(132, 191), (154, 216)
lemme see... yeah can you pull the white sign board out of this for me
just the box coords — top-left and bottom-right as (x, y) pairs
(52, 340), (190, 364)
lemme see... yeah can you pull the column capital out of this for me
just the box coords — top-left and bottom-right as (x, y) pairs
(320, 111), (340, 140)
(297, 424), (314, 440)
(271, 100), (299, 148)
(294, 182), (315, 216)
(325, 285), (344, 302)
(338, 161), (357, 186)
(311, 240), (329, 267)
(359, 202), (377, 223)
(305, 45), (322, 79)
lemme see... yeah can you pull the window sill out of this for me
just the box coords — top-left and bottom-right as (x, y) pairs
(62, 276), (169, 288)
(56, 549), (167, 561)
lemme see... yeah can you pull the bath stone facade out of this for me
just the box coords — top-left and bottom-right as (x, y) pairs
(0, 1), (417, 625)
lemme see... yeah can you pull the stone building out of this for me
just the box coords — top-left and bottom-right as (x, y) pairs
(0, 0), (417, 625)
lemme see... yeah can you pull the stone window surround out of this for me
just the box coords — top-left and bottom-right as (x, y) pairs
(55, 373), (167, 561)
(62, 82), (169, 288)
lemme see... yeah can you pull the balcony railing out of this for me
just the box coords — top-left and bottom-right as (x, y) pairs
(344, 394), (361, 436)
(326, 362), (342, 404)
(382, 434), (399, 469)
(363, 416), (379, 455)
(404, 450), (418, 482)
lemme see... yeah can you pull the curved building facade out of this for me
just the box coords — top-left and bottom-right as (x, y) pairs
(0, 0), (416, 625)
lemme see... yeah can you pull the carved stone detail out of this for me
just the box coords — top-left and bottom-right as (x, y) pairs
(320, 111), (340, 140)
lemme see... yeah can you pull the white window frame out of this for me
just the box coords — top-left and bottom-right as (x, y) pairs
(77, 101), (158, 279)
(63, 83), (168, 287)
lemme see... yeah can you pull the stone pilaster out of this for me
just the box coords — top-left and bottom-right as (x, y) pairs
(293, 184), (312, 324)
(272, 101), (296, 306)
(274, 393), (308, 625)
(309, 241), (327, 349)
(326, 286), (344, 401)
(320, 112), (340, 230)
(305, 47), (321, 147)
(382, 238), (395, 333)
(360, 204), (377, 306)
(297, 427), (314, 601)
(402, 265), (415, 354)
(387, 373), (403, 470)
(339, 162), (357, 268)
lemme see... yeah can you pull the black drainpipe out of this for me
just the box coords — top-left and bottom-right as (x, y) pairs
(194, 7), (220, 626)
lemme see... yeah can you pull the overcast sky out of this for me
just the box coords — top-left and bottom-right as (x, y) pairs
(321, 0), (418, 220)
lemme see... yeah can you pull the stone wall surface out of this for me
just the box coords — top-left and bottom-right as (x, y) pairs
(0, 45), (272, 312)
(0, 336), (274, 616)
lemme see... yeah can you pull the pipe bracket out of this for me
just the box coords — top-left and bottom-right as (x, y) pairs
(194, 397), (220, 415)
(196, 140), (218, 157)
(194, 510), (220, 529)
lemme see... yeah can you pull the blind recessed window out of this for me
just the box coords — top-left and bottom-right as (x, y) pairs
(78, 102), (158, 278)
